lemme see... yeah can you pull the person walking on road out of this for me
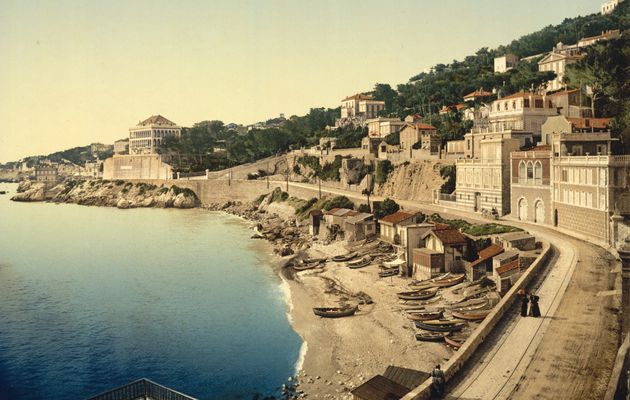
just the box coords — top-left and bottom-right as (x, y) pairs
(520, 290), (529, 317)
(529, 293), (541, 317)
(431, 364), (445, 398)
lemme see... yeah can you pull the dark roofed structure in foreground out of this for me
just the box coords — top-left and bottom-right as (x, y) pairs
(383, 365), (430, 390)
(351, 375), (411, 400)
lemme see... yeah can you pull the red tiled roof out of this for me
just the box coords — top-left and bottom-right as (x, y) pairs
(464, 89), (493, 99)
(496, 258), (520, 275)
(432, 228), (467, 246)
(567, 117), (611, 130)
(324, 207), (341, 215)
(470, 244), (504, 268)
(413, 122), (437, 130)
(379, 211), (416, 225)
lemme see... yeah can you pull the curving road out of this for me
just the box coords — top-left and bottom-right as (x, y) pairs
(276, 180), (621, 400)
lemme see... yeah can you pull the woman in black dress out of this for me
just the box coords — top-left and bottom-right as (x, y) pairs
(520, 292), (529, 317)
(529, 294), (541, 317)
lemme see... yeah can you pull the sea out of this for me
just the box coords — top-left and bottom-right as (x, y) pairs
(0, 182), (302, 400)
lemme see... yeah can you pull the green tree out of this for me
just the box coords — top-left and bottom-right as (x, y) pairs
(373, 198), (400, 219)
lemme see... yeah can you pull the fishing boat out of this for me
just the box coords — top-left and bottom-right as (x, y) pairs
(406, 310), (444, 322)
(444, 332), (469, 349)
(293, 261), (321, 271)
(398, 296), (442, 310)
(430, 274), (466, 288)
(447, 297), (487, 308)
(332, 252), (358, 262)
(450, 299), (489, 312)
(397, 288), (439, 301)
(451, 308), (492, 321)
(415, 320), (466, 332)
(378, 268), (399, 278)
(347, 256), (371, 269)
(415, 332), (445, 342)
(304, 257), (326, 264)
(313, 305), (358, 318)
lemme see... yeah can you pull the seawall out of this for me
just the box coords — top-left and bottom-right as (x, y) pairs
(136, 179), (326, 205)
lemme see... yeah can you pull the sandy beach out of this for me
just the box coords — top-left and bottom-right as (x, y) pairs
(284, 241), (454, 399)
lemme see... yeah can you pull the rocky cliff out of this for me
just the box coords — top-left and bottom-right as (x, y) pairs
(374, 160), (448, 202)
(11, 179), (200, 209)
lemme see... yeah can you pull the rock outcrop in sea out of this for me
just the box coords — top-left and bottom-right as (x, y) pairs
(11, 179), (200, 209)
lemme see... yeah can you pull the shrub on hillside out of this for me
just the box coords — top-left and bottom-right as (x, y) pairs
(322, 195), (354, 211)
(373, 198), (400, 219)
(375, 160), (393, 184)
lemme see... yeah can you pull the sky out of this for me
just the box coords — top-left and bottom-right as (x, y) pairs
(0, 0), (603, 162)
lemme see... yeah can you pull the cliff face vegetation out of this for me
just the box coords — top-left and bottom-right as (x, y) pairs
(374, 160), (448, 202)
(11, 179), (200, 209)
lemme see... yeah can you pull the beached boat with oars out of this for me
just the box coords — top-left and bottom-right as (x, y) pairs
(450, 300), (489, 313)
(415, 332), (445, 342)
(293, 261), (321, 271)
(430, 273), (466, 288)
(332, 252), (357, 262)
(444, 332), (469, 349)
(347, 256), (371, 269)
(451, 308), (492, 321)
(406, 310), (444, 322)
(378, 267), (399, 278)
(415, 319), (466, 332)
(313, 305), (358, 318)
(398, 296), (442, 310)
(397, 288), (439, 301)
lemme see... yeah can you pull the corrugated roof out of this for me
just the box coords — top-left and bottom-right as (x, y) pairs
(470, 244), (504, 268)
(379, 211), (416, 225)
(351, 375), (410, 400)
(346, 213), (374, 224)
(383, 366), (430, 390)
(496, 259), (520, 275)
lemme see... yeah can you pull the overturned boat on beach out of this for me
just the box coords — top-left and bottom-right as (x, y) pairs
(415, 319), (466, 332)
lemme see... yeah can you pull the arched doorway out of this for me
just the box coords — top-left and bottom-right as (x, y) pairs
(534, 200), (545, 224)
(518, 198), (528, 221)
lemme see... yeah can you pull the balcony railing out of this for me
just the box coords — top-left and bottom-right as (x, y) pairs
(86, 379), (198, 400)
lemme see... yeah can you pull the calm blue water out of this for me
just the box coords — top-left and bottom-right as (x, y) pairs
(0, 183), (302, 400)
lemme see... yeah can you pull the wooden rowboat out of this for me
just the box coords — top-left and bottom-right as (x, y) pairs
(398, 296), (442, 310)
(450, 300), (489, 313)
(444, 332), (469, 349)
(379, 268), (399, 278)
(415, 332), (445, 342)
(347, 256), (371, 269)
(415, 320), (466, 332)
(430, 274), (466, 288)
(293, 262), (320, 271)
(451, 308), (492, 321)
(447, 297), (487, 308)
(313, 305), (358, 318)
(397, 288), (438, 301)
(332, 252), (357, 262)
(406, 310), (444, 322)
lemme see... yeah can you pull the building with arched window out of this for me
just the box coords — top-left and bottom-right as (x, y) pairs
(129, 115), (181, 155)
(510, 146), (552, 224)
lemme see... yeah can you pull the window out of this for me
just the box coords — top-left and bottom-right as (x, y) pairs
(535, 99), (543, 108)
(527, 162), (534, 181)
(519, 161), (527, 183)
(573, 145), (583, 156)
(534, 161), (542, 184)
(512, 101), (516, 109)
(504, 102), (508, 110)
(524, 99), (530, 108)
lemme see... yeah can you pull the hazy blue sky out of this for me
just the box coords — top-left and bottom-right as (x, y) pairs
(0, 0), (602, 162)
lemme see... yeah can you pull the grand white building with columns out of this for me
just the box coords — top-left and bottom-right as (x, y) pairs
(129, 115), (181, 155)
